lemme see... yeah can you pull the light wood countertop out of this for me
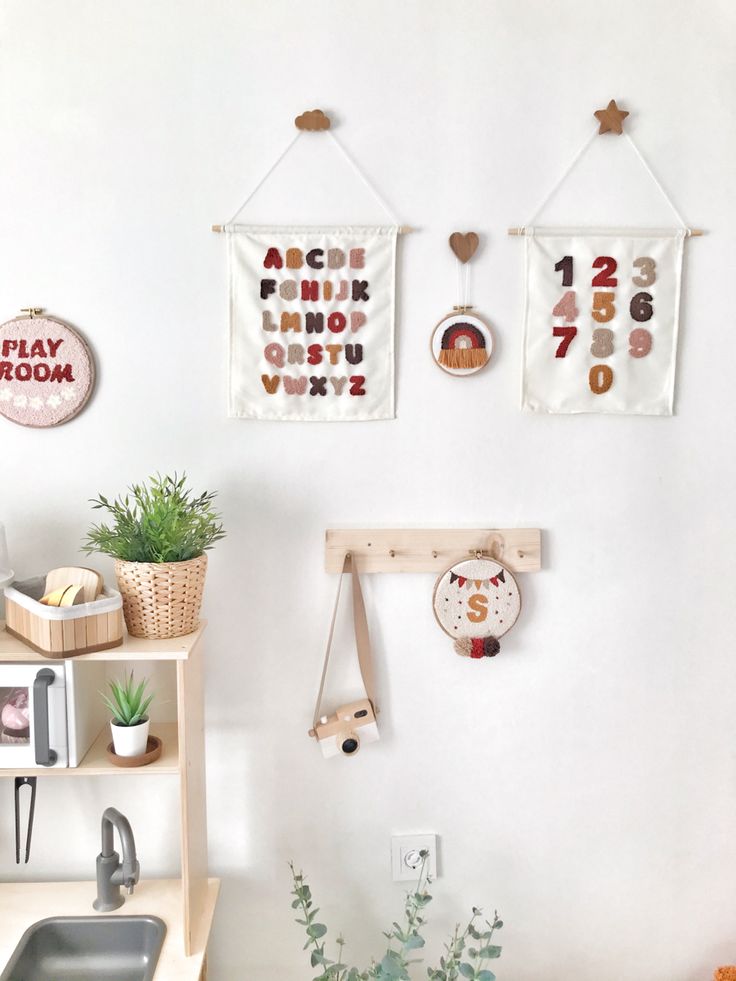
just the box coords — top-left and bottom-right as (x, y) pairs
(0, 877), (220, 980)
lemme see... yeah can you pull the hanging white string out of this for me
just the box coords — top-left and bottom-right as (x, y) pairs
(525, 125), (689, 231)
(454, 259), (472, 309)
(526, 128), (598, 226)
(327, 130), (401, 225)
(225, 131), (302, 227)
(624, 133), (687, 228)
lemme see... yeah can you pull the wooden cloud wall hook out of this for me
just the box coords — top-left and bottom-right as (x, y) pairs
(294, 108), (331, 131)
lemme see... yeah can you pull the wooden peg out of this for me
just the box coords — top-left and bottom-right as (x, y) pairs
(449, 232), (479, 263)
(295, 109), (331, 131)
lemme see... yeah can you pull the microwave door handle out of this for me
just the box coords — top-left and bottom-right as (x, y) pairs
(33, 669), (58, 767)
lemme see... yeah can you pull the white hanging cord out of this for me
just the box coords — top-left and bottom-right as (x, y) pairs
(327, 130), (400, 225)
(526, 128), (598, 226)
(624, 133), (687, 228)
(454, 260), (472, 309)
(225, 131), (303, 227)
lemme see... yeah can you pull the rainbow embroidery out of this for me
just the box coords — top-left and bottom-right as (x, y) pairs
(437, 321), (488, 370)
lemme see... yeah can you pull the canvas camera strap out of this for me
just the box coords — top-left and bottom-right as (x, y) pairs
(310, 553), (377, 735)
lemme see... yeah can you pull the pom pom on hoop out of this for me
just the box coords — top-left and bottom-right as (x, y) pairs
(454, 636), (501, 659)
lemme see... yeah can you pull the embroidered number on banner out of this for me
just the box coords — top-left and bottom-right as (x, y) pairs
(630, 292), (653, 322)
(553, 325), (577, 358)
(552, 291), (578, 321)
(629, 328), (652, 358)
(554, 256), (574, 287)
(592, 292), (616, 323)
(633, 257), (656, 287)
(589, 364), (614, 394)
(592, 256), (618, 287)
(591, 328), (614, 357)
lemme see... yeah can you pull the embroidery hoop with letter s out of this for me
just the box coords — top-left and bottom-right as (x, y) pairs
(432, 549), (522, 659)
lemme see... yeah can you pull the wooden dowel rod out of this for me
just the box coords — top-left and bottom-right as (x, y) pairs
(508, 226), (705, 237)
(212, 224), (415, 234)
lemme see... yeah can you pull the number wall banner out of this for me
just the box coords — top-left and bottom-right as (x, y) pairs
(228, 225), (397, 421)
(521, 228), (685, 415)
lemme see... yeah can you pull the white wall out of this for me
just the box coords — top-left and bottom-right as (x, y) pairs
(1, 2), (734, 978)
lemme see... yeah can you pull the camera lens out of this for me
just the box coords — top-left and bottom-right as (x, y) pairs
(341, 736), (359, 755)
(354, 709), (368, 718)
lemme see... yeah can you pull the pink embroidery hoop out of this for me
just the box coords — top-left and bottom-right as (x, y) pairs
(0, 311), (96, 428)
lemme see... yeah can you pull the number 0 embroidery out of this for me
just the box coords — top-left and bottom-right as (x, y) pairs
(589, 364), (614, 394)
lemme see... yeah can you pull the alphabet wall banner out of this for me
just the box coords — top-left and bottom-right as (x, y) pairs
(0, 311), (95, 427)
(521, 228), (685, 414)
(433, 556), (521, 660)
(228, 225), (397, 421)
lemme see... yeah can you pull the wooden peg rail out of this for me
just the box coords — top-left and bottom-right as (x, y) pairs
(325, 529), (542, 574)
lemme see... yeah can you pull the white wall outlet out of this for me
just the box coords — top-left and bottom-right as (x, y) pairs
(391, 834), (438, 882)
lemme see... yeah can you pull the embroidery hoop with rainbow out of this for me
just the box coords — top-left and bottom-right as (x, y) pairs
(431, 310), (494, 376)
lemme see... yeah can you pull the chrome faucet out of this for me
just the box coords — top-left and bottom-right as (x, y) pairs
(93, 807), (140, 912)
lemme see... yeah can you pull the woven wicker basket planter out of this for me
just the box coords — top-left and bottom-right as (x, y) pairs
(114, 554), (207, 639)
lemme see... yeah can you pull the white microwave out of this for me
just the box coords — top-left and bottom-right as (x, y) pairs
(0, 660), (106, 769)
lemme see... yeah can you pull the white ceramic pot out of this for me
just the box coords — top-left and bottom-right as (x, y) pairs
(110, 717), (150, 758)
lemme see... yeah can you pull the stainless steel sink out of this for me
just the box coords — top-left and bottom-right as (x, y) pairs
(0, 915), (167, 981)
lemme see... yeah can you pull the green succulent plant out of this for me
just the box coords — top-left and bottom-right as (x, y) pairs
(83, 472), (225, 564)
(102, 671), (154, 727)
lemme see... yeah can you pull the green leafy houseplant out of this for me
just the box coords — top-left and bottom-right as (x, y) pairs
(102, 671), (154, 727)
(290, 855), (503, 981)
(82, 472), (225, 564)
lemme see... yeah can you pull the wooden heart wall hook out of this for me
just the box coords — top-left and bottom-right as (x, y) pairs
(449, 231), (479, 264)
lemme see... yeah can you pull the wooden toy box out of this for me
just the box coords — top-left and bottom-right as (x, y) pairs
(4, 576), (123, 657)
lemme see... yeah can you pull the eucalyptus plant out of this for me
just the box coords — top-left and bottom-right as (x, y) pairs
(290, 854), (503, 981)
(83, 472), (225, 563)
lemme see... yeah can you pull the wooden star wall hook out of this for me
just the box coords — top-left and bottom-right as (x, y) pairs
(594, 99), (629, 135)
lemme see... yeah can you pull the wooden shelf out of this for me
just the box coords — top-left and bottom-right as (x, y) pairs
(0, 722), (179, 778)
(0, 621), (206, 662)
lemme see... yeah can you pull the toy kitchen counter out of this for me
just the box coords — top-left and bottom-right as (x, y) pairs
(0, 878), (219, 981)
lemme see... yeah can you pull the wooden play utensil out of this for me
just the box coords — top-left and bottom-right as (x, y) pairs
(44, 567), (103, 603)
